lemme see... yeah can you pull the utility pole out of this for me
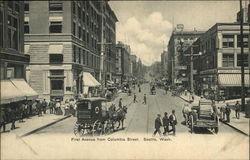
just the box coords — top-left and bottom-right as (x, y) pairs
(184, 45), (201, 94)
(98, 0), (112, 92)
(190, 46), (194, 93)
(99, 0), (105, 90)
(239, 0), (246, 116)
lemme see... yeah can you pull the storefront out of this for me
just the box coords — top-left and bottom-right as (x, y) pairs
(82, 72), (101, 98)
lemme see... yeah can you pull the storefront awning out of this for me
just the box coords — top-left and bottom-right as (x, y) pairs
(0, 80), (26, 104)
(10, 79), (38, 100)
(83, 72), (101, 87)
(218, 74), (250, 87)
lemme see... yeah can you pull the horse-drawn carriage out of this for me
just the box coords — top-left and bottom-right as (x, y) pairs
(187, 99), (219, 134)
(74, 97), (127, 136)
(150, 85), (156, 95)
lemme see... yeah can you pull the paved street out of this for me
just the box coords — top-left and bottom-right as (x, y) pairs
(2, 84), (247, 159)
(33, 83), (247, 136)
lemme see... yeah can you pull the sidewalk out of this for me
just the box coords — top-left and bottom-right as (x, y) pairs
(1, 109), (71, 137)
(178, 92), (249, 136)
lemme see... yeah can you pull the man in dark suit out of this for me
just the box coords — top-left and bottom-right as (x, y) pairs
(169, 110), (177, 136)
(153, 114), (162, 136)
(119, 98), (122, 109)
(162, 112), (169, 136)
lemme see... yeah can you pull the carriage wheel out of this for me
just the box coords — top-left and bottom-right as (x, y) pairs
(92, 120), (103, 136)
(190, 115), (194, 134)
(74, 123), (84, 137)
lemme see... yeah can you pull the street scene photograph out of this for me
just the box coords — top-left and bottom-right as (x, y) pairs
(0, 0), (249, 159)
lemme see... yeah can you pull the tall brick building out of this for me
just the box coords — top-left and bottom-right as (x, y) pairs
(24, 1), (117, 100)
(0, 1), (37, 105)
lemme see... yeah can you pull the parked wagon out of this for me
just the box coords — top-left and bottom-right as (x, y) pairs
(189, 99), (219, 134)
(74, 97), (127, 136)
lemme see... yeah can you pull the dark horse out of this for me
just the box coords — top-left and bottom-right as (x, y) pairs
(109, 105), (127, 129)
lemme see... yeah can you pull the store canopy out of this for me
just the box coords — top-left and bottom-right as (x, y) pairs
(0, 80), (26, 105)
(10, 79), (38, 100)
(82, 72), (101, 87)
(218, 74), (250, 87)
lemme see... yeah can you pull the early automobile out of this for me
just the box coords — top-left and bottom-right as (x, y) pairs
(74, 97), (127, 136)
(188, 99), (219, 134)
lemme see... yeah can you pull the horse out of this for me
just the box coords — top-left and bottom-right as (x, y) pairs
(109, 105), (127, 130)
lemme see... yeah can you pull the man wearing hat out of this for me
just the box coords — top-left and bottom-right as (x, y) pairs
(153, 114), (162, 136)
(169, 110), (177, 136)
(162, 112), (169, 136)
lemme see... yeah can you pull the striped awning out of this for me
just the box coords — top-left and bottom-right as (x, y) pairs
(218, 74), (250, 87)
(82, 72), (101, 87)
(0, 80), (26, 104)
(10, 79), (38, 100)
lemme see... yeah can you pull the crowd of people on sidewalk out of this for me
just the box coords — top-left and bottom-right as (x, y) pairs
(0, 98), (77, 133)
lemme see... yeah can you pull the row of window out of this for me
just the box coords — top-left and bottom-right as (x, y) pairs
(0, 10), (19, 50)
(222, 34), (248, 48)
(222, 54), (249, 67)
(24, 1), (63, 12)
(73, 45), (100, 68)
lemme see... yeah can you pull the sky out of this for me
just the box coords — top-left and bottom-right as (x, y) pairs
(109, 0), (244, 66)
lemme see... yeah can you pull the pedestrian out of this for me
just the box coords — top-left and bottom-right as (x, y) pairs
(10, 107), (16, 130)
(42, 99), (47, 114)
(0, 108), (6, 132)
(19, 102), (25, 122)
(153, 114), (162, 136)
(24, 101), (28, 119)
(49, 99), (54, 114)
(119, 98), (123, 109)
(169, 110), (177, 136)
(162, 112), (169, 136)
(133, 93), (138, 103)
(220, 105), (226, 121)
(235, 101), (240, 119)
(225, 103), (231, 123)
(143, 94), (147, 105)
(55, 100), (61, 115)
(139, 86), (141, 93)
(36, 100), (42, 117)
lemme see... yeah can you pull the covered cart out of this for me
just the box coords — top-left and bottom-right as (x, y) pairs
(74, 97), (127, 136)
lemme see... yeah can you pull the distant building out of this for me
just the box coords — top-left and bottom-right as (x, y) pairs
(167, 29), (204, 87)
(116, 41), (131, 84)
(24, 1), (117, 100)
(161, 51), (168, 79)
(130, 54), (137, 78)
(0, 1), (38, 105)
(193, 23), (249, 99)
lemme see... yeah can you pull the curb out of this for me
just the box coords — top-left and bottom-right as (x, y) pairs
(20, 115), (71, 137)
(220, 120), (249, 137)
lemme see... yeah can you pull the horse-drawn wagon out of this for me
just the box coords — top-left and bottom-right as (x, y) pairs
(188, 99), (219, 134)
(74, 97), (127, 136)
(150, 86), (156, 95)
